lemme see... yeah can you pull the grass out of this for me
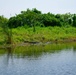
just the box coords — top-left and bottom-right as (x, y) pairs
(12, 26), (76, 44)
(0, 26), (76, 44)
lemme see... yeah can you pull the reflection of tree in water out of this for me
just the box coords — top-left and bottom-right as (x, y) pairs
(5, 46), (14, 65)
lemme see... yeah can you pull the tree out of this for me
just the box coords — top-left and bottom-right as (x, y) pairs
(0, 16), (13, 44)
(73, 14), (76, 27)
(42, 13), (61, 27)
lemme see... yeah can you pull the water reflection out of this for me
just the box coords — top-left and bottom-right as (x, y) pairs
(0, 43), (76, 75)
(0, 42), (76, 59)
(6, 47), (14, 65)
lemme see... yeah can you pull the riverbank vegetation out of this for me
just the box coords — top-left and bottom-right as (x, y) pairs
(0, 8), (76, 45)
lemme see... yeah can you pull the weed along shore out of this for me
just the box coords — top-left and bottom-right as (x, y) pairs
(12, 26), (76, 45)
(0, 26), (76, 46)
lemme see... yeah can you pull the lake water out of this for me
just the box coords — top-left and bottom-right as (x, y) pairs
(0, 43), (76, 75)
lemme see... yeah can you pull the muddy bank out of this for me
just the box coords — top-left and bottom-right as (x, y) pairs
(16, 38), (76, 46)
(0, 38), (76, 48)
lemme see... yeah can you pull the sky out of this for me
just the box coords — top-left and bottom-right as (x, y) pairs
(0, 0), (76, 18)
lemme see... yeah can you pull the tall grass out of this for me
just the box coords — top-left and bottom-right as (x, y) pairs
(0, 26), (76, 44)
(11, 26), (76, 44)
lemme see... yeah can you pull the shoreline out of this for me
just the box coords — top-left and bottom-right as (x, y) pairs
(0, 38), (76, 48)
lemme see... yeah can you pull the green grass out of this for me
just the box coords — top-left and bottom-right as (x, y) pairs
(12, 26), (76, 43)
(0, 26), (76, 44)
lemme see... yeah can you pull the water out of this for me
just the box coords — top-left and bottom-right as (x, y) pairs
(0, 43), (76, 75)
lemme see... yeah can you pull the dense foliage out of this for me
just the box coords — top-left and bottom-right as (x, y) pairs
(0, 8), (76, 28)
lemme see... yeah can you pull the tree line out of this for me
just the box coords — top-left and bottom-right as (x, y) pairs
(0, 8), (76, 29)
